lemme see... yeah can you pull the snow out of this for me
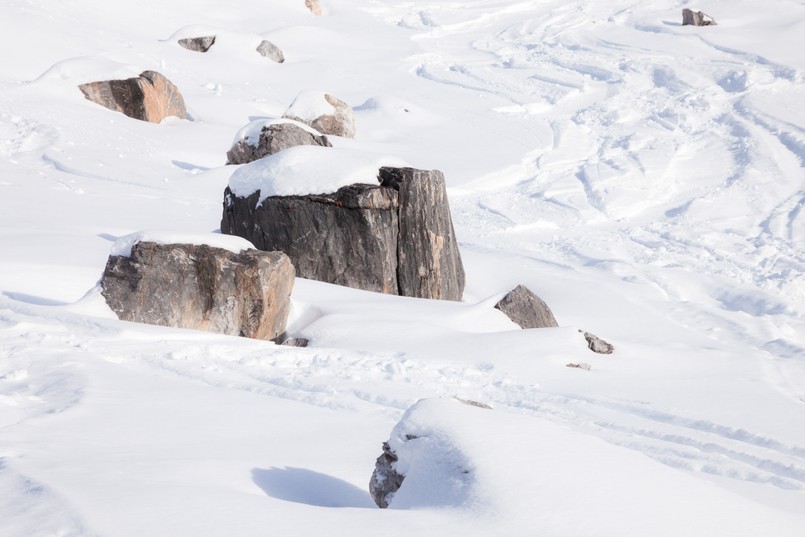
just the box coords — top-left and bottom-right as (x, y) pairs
(1, 0), (804, 536)
(109, 230), (257, 257)
(284, 90), (342, 122)
(228, 145), (408, 200)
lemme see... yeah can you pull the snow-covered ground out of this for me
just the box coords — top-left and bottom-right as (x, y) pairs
(1, 0), (803, 535)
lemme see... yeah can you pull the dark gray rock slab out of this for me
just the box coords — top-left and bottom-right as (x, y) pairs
(178, 36), (216, 52)
(79, 71), (186, 123)
(101, 241), (294, 340)
(379, 167), (464, 301)
(494, 284), (558, 329)
(222, 184), (400, 295)
(256, 40), (285, 63)
(369, 442), (405, 508)
(221, 166), (465, 300)
(226, 122), (331, 165)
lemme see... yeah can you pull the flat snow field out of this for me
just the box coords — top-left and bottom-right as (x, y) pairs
(1, 1), (804, 536)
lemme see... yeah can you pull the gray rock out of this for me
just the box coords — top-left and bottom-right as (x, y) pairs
(280, 337), (309, 347)
(256, 40), (285, 63)
(682, 9), (717, 26)
(379, 167), (465, 301)
(582, 331), (614, 354)
(566, 362), (592, 371)
(101, 241), (294, 340)
(79, 71), (186, 123)
(178, 36), (216, 52)
(369, 442), (405, 508)
(221, 166), (465, 300)
(494, 285), (558, 329)
(283, 93), (356, 138)
(226, 122), (331, 165)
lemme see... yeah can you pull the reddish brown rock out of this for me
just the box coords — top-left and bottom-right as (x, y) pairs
(79, 71), (187, 123)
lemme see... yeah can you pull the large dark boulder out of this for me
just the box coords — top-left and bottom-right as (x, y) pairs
(79, 71), (186, 123)
(221, 166), (465, 300)
(100, 241), (294, 340)
(494, 284), (558, 328)
(226, 122), (331, 165)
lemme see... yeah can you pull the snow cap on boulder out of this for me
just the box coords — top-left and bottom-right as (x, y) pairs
(283, 91), (356, 138)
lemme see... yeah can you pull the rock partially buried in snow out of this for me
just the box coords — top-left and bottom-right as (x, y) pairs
(178, 36), (216, 52)
(101, 239), (294, 341)
(283, 91), (356, 138)
(226, 121), (331, 165)
(682, 9), (717, 26)
(369, 398), (480, 509)
(305, 0), (323, 16)
(79, 71), (186, 123)
(494, 284), (558, 329)
(582, 331), (614, 354)
(221, 161), (465, 300)
(256, 40), (285, 63)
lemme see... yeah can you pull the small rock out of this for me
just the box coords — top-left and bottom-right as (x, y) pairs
(256, 40), (285, 63)
(566, 363), (592, 371)
(305, 0), (323, 16)
(454, 398), (492, 409)
(494, 285), (559, 329)
(281, 337), (309, 347)
(178, 36), (216, 52)
(682, 9), (717, 26)
(369, 441), (405, 508)
(581, 331), (614, 354)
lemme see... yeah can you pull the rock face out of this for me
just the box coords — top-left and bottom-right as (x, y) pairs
(582, 331), (614, 354)
(682, 9), (717, 26)
(283, 92), (356, 138)
(221, 166), (465, 300)
(100, 241), (294, 340)
(79, 71), (186, 123)
(226, 122), (331, 165)
(256, 40), (285, 63)
(369, 442), (405, 509)
(305, 0), (323, 16)
(494, 284), (558, 328)
(178, 36), (216, 52)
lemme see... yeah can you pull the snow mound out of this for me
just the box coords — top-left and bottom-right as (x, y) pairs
(110, 230), (256, 257)
(227, 145), (408, 201)
(284, 90), (342, 122)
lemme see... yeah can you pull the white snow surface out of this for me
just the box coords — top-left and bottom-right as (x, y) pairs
(110, 230), (257, 257)
(284, 90), (342, 122)
(1, 0), (804, 536)
(228, 145), (408, 200)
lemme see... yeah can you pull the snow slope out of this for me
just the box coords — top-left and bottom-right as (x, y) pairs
(1, 0), (804, 535)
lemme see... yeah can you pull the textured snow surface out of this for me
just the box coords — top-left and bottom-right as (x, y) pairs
(1, 0), (804, 536)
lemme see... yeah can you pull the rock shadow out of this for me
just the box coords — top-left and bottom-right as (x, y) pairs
(251, 467), (373, 508)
